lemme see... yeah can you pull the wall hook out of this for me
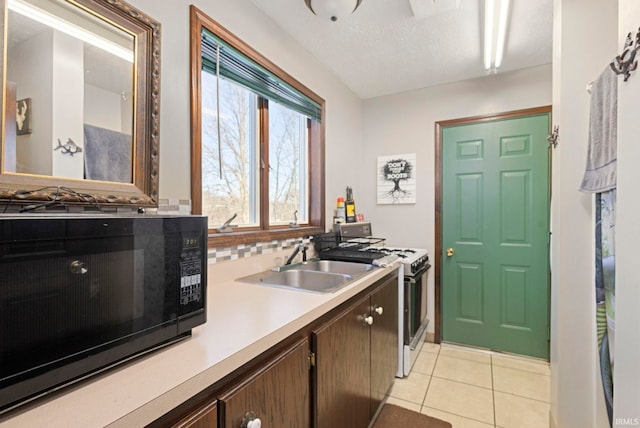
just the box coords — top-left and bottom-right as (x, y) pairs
(547, 125), (559, 149)
(53, 138), (83, 156)
(610, 27), (640, 81)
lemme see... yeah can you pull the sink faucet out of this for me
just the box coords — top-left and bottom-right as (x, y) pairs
(285, 241), (307, 265)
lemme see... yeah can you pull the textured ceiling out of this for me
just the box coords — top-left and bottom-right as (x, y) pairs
(250, 0), (553, 99)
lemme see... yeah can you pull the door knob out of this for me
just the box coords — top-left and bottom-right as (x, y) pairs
(446, 248), (455, 257)
(363, 315), (374, 326)
(374, 306), (384, 315)
(241, 411), (262, 428)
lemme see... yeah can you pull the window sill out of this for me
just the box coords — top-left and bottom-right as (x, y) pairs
(207, 226), (324, 248)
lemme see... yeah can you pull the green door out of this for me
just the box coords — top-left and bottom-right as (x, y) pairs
(441, 113), (550, 359)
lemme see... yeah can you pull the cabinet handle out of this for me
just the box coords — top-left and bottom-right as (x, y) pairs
(363, 315), (374, 326)
(247, 419), (261, 428)
(374, 306), (384, 315)
(69, 260), (88, 274)
(241, 411), (262, 428)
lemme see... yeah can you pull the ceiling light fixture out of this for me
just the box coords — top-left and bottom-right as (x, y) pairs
(484, 0), (510, 72)
(7, 0), (133, 63)
(304, 0), (363, 22)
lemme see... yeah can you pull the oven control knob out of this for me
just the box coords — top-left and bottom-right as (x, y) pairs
(374, 306), (384, 315)
(363, 315), (374, 326)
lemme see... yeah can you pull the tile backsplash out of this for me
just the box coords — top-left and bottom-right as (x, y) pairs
(154, 198), (191, 215)
(208, 237), (313, 264)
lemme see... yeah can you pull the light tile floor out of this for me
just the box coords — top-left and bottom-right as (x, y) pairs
(386, 343), (550, 428)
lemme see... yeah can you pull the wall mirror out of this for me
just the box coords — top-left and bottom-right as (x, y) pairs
(0, 0), (160, 208)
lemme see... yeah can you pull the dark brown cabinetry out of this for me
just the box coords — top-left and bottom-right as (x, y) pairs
(218, 338), (310, 428)
(158, 271), (399, 428)
(169, 339), (309, 428)
(313, 273), (398, 428)
(174, 400), (218, 428)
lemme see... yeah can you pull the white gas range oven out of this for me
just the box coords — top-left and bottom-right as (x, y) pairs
(332, 223), (431, 378)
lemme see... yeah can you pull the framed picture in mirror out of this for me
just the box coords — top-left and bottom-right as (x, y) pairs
(16, 97), (31, 135)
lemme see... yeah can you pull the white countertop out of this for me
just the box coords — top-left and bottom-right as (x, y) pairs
(0, 252), (399, 428)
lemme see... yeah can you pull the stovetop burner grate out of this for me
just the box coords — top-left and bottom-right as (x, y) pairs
(312, 232), (429, 273)
(312, 233), (385, 253)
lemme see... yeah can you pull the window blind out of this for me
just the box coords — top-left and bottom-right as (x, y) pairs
(202, 28), (322, 121)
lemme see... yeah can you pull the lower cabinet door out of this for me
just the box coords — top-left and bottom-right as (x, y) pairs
(218, 338), (310, 428)
(370, 274), (399, 417)
(313, 295), (371, 428)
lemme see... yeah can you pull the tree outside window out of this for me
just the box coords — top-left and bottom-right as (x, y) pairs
(190, 7), (325, 247)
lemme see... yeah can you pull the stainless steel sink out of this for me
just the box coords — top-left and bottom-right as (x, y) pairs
(298, 260), (375, 276)
(238, 269), (352, 293)
(237, 260), (376, 293)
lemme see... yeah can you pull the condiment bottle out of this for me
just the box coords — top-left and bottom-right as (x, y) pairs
(336, 197), (346, 223)
(345, 187), (356, 223)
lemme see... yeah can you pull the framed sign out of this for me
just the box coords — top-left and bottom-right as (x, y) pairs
(377, 153), (416, 204)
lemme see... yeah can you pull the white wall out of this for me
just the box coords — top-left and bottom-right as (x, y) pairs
(614, 1), (640, 425)
(8, 29), (85, 178)
(126, 0), (363, 223)
(550, 0), (616, 427)
(7, 29), (54, 176)
(51, 32), (84, 179)
(84, 84), (123, 132)
(361, 64), (552, 334)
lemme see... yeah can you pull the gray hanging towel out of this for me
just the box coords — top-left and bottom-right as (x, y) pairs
(580, 66), (617, 193)
(83, 123), (132, 183)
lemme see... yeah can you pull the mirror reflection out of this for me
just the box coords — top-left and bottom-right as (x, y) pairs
(4, 0), (134, 183)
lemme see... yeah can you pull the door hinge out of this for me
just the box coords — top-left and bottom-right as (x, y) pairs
(547, 125), (559, 148)
(308, 351), (316, 368)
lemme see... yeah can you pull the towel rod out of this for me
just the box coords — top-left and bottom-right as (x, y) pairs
(610, 27), (640, 81)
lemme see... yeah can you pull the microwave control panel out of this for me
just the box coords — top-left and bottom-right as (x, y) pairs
(179, 237), (202, 305)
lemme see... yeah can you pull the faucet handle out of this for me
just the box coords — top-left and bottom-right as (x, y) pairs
(289, 210), (299, 228)
(217, 213), (237, 233)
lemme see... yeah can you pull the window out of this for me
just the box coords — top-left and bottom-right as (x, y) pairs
(190, 7), (325, 247)
(201, 74), (260, 227)
(268, 100), (309, 225)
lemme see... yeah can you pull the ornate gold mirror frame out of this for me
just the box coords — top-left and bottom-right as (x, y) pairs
(0, 0), (160, 208)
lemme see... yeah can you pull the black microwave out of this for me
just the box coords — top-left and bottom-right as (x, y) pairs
(0, 214), (207, 413)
